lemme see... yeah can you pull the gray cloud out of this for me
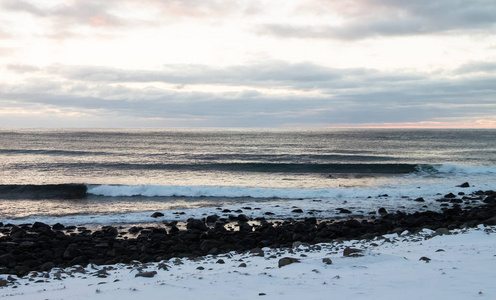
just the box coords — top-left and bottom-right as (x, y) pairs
(455, 61), (496, 75)
(1, 60), (494, 127)
(43, 62), (426, 92)
(261, 0), (496, 40)
(5, 64), (41, 73)
(1, 0), (251, 40)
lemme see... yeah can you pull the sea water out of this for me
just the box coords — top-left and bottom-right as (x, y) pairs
(0, 128), (494, 225)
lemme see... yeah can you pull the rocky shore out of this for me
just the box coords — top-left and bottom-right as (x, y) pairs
(1, 190), (495, 277)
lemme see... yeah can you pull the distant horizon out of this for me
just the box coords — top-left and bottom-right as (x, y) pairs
(1, 125), (496, 130)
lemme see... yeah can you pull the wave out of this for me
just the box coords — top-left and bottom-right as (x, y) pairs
(87, 184), (332, 199)
(416, 164), (496, 175)
(0, 149), (112, 156)
(11, 162), (422, 174)
(0, 184), (87, 199)
(0, 164), (494, 200)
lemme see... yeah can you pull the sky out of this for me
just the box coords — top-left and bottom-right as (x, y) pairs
(0, 0), (495, 128)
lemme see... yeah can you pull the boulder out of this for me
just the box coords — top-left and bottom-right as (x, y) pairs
(343, 247), (364, 257)
(135, 271), (157, 278)
(151, 212), (164, 218)
(186, 219), (208, 231)
(278, 257), (300, 268)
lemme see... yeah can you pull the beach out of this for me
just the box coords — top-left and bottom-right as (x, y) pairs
(0, 129), (495, 298)
(1, 224), (495, 299)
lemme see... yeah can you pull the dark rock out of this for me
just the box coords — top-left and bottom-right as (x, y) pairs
(458, 182), (470, 188)
(19, 241), (36, 248)
(151, 212), (164, 218)
(216, 259), (225, 264)
(322, 258), (333, 265)
(168, 225), (180, 233)
(32, 222), (50, 230)
(343, 247), (364, 257)
(436, 198), (450, 203)
(292, 209), (303, 213)
(419, 256), (431, 263)
(378, 208), (388, 216)
(238, 222), (253, 232)
(200, 240), (220, 253)
(304, 217), (317, 225)
(186, 219), (208, 232)
(444, 193), (457, 198)
(337, 208), (352, 214)
(238, 214), (250, 223)
(278, 257), (300, 268)
(238, 263), (247, 268)
(414, 197), (425, 202)
(206, 215), (219, 223)
(344, 219), (362, 229)
(249, 248), (264, 257)
(135, 271), (157, 278)
(41, 262), (55, 271)
(484, 216), (496, 226)
(63, 243), (82, 259)
(435, 228), (450, 235)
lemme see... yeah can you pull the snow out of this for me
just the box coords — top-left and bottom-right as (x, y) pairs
(1, 225), (495, 299)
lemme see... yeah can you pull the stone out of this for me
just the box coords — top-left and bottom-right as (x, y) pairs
(64, 243), (82, 259)
(278, 257), (300, 268)
(237, 214), (250, 223)
(444, 193), (457, 198)
(249, 248), (264, 257)
(435, 228), (450, 235)
(378, 208), (388, 216)
(186, 219), (208, 231)
(337, 208), (352, 214)
(32, 222), (50, 229)
(200, 240), (220, 253)
(206, 215), (219, 223)
(322, 258), (333, 265)
(151, 212), (164, 218)
(414, 197), (425, 202)
(484, 216), (496, 226)
(419, 256), (431, 263)
(238, 263), (247, 268)
(344, 219), (362, 228)
(458, 182), (470, 188)
(343, 247), (364, 257)
(216, 259), (225, 264)
(19, 241), (36, 248)
(292, 209), (303, 213)
(41, 262), (55, 271)
(135, 271), (157, 278)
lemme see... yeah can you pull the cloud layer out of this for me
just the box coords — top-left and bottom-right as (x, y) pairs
(261, 0), (496, 40)
(0, 0), (495, 127)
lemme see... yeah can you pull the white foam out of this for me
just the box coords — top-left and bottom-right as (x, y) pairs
(434, 164), (496, 174)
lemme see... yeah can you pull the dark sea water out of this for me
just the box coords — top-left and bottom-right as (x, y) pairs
(0, 128), (495, 225)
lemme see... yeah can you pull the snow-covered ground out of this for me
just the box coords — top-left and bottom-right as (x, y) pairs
(1, 225), (495, 300)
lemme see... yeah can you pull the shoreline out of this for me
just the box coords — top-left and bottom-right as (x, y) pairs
(0, 190), (494, 277)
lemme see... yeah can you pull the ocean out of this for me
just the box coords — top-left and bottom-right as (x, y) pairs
(0, 128), (495, 226)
